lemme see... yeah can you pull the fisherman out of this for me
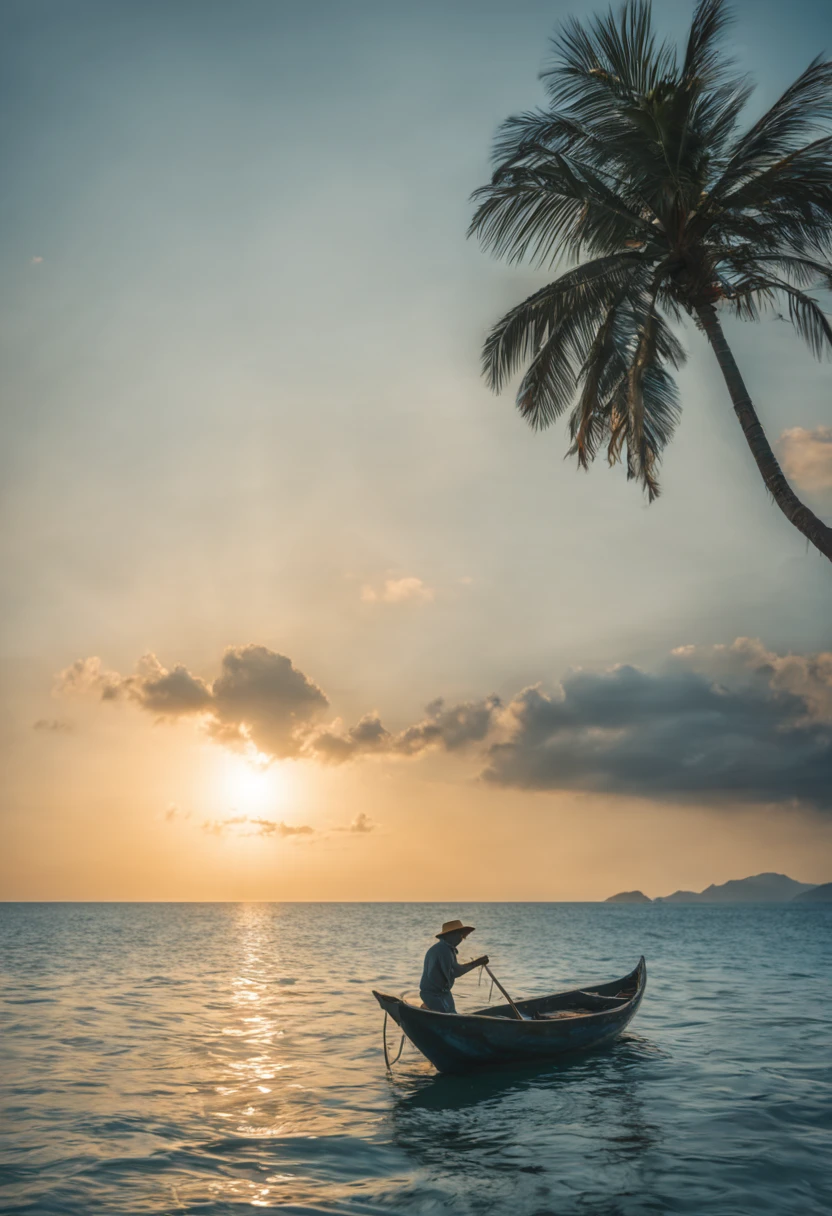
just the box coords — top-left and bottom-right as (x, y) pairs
(419, 919), (489, 1013)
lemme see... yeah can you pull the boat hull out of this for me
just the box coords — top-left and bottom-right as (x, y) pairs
(373, 957), (646, 1074)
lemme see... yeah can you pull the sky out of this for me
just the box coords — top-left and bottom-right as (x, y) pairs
(1, 0), (831, 901)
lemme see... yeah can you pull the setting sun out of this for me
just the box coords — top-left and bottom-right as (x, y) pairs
(220, 755), (290, 818)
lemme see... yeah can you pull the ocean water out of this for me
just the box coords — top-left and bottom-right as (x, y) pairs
(1, 902), (830, 1216)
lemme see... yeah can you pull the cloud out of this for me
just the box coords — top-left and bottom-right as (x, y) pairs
(33, 718), (73, 733)
(164, 803), (191, 822)
(394, 695), (502, 755)
(361, 576), (435, 604)
(683, 638), (832, 720)
(58, 656), (124, 700)
(58, 646), (500, 768)
(483, 642), (832, 809)
(59, 645), (329, 759)
(128, 655), (212, 715)
(252, 819), (315, 837)
(331, 811), (377, 834)
(349, 812), (375, 833)
(201, 815), (314, 838)
(779, 426), (832, 497)
(310, 696), (501, 764)
(57, 638), (832, 810)
(209, 646), (329, 756)
(203, 719), (252, 750)
(311, 713), (391, 762)
(30, 255), (43, 265)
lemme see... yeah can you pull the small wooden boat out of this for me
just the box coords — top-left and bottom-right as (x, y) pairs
(373, 956), (646, 1074)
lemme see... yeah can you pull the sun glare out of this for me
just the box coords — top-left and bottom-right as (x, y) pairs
(221, 756), (287, 816)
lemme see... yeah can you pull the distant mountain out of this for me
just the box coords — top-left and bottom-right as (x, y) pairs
(792, 882), (832, 903)
(656, 873), (816, 903)
(606, 890), (652, 904)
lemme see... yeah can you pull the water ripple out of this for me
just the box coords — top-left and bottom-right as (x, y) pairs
(1, 902), (831, 1214)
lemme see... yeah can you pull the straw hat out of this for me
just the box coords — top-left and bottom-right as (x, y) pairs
(436, 919), (475, 939)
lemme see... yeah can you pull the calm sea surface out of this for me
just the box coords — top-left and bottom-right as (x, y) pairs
(1, 902), (830, 1215)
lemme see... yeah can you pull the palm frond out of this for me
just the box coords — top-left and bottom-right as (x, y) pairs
(717, 207), (832, 261)
(756, 254), (832, 291)
(514, 320), (585, 430)
(769, 280), (832, 357)
(711, 58), (832, 197)
(545, 1), (677, 111)
(569, 293), (630, 467)
(481, 253), (645, 392)
(687, 75), (755, 165)
(682, 0), (734, 88)
(639, 364), (683, 480)
(469, 157), (658, 264)
(716, 135), (832, 215)
(622, 278), (665, 497)
(566, 285), (682, 499)
(726, 275), (832, 356)
(724, 285), (767, 322)
(491, 110), (590, 165)
(720, 249), (832, 291)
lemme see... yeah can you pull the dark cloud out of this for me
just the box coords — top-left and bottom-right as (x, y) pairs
(393, 695), (502, 756)
(133, 658), (212, 715)
(59, 645), (329, 759)
(58, 646), (499, 767)
(210, 646), (329, 756)
(311, 696), (501, 763)
(483, 659), (832, 809)
(56, 638), (832, 810)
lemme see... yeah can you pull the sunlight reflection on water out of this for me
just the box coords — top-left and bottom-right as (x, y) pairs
(1, 901), (831, 1214)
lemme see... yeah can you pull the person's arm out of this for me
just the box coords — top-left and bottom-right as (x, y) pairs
(457, 954), (489, 976)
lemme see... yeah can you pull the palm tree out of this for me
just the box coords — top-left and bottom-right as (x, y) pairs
(470, 0), (832, 560)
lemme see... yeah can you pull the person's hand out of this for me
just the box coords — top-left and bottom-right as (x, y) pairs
(476, 955), (489, 967)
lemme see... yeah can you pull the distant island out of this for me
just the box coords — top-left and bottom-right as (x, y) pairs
(657, 873), (816, 903)
(605, 872), (826, 904)
(793, 882), (832, 903)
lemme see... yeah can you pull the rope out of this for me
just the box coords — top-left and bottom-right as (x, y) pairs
(382, 1010), (406, 1069)
(477, 964), (494, 1002)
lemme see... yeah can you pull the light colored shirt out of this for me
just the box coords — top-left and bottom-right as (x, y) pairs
(420, 938), (464, 999)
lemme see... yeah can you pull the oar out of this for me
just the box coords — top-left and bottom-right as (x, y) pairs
(483, 964), (524, 1021)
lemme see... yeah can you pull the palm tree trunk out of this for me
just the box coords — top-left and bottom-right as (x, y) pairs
(696, 303), (832, 562)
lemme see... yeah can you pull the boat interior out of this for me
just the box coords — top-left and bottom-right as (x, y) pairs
(471, 969), (641, 1021)
(374, 962), (643, 1024)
